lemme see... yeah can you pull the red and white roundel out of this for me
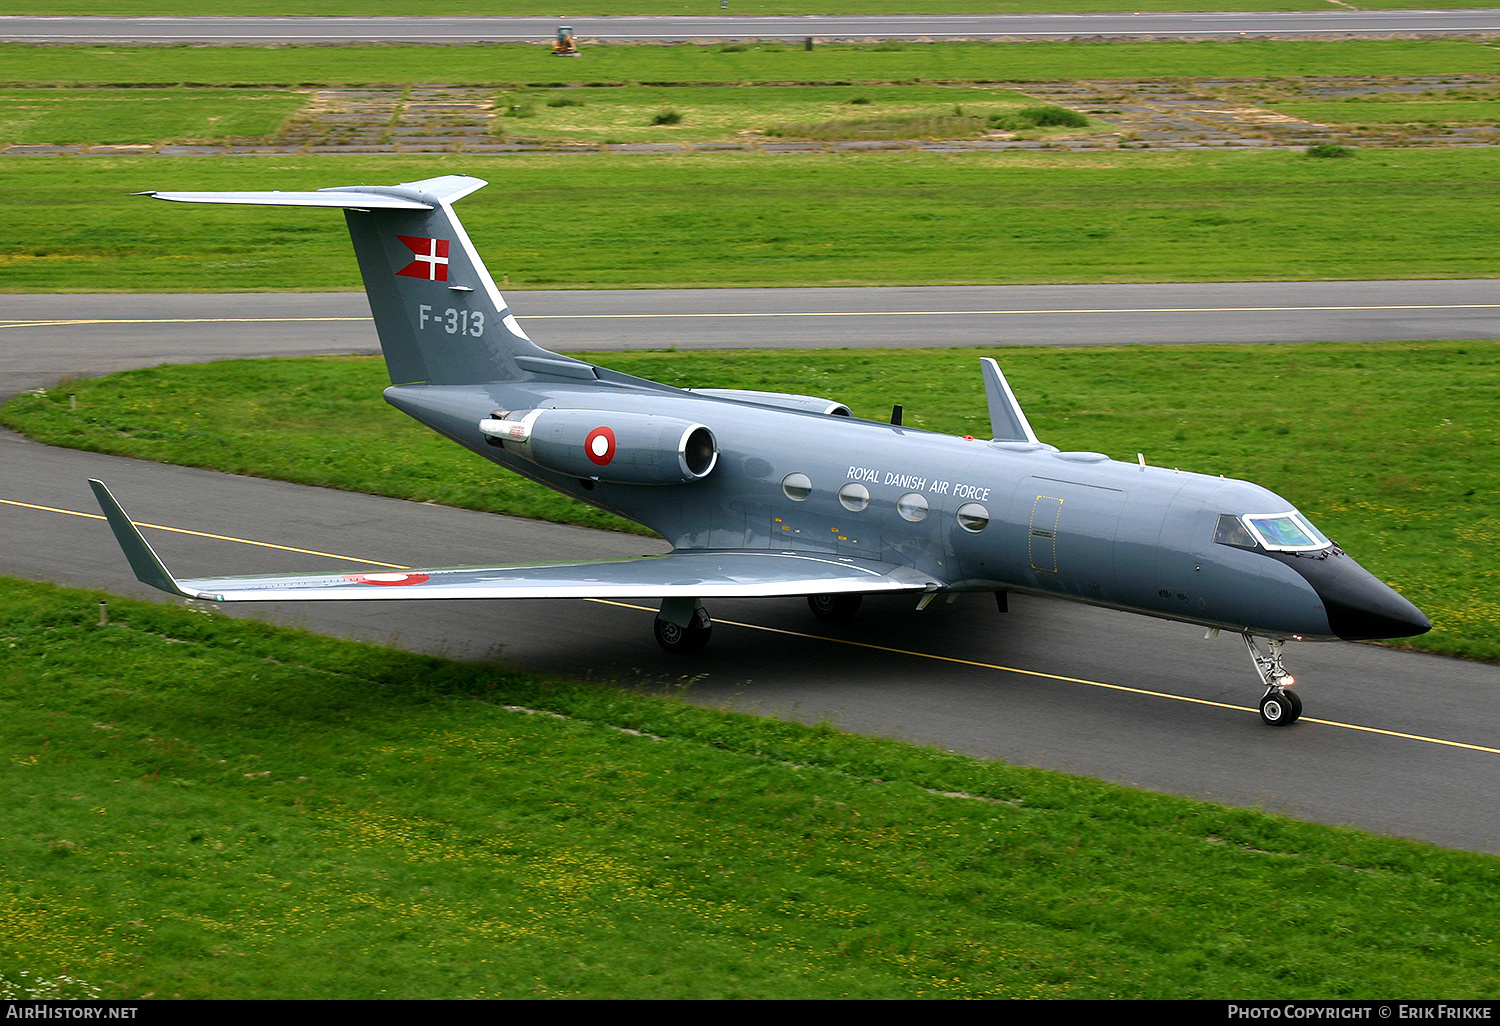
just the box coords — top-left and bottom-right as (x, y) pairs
(343, 572), (431, 587)
(585, 426), (616, 466)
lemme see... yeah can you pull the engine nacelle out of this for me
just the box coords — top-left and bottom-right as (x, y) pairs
(688, 388), (852, 417)
(480, 409), (718, 485)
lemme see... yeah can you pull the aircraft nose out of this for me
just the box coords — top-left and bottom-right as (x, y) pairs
(1281, 550), (1431, 641)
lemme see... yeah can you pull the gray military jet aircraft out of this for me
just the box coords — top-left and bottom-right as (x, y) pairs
(91, 174), (1430, 726)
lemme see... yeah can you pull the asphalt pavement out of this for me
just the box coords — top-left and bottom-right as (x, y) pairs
(8, 280), (1500, 397)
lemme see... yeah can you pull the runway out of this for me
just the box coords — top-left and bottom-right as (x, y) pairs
(7, 13), (1500, 44)
(4, 282), (1499, 854)
(8, 280), (1500, 396)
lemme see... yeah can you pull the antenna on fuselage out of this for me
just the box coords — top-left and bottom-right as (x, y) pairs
(890, 404), (903, 426)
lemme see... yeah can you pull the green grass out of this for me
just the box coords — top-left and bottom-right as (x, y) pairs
(0, 0), (1487, 14)
(5, 342), (1498, 663)
(8, 149), (1500, 292)
(1273, 100), (1500, 126)
(3, 575), (1499, 999)
(7, 39), (1500, 88)
(0, 86), (307, 146)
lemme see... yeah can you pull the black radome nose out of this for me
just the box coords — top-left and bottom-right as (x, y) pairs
(1323, 582), (1431, 641)
(1277, 550), (1431, 641)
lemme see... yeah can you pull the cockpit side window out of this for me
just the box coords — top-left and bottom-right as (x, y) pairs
(1214, 513), (1258, 549)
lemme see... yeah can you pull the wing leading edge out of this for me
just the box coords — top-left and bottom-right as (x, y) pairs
(89, 481), (940, 603)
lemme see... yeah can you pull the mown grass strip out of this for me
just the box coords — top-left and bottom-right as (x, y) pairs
(5, 342), (1496, 662)
(6, 38), (1500, 88)
(3, 576), (1499, 999)
(7, 149), (1500, 292)
(7, 0), (1487, 15)
(0, 86), (306, 147)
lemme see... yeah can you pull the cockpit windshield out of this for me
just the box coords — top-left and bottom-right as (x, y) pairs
(1215, 511), (1332, 553)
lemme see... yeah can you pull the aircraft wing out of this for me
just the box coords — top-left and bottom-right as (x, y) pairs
(90, 480), (941, 603)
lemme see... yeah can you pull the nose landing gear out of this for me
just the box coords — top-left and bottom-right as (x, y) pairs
(1244, 634), (1302, 725)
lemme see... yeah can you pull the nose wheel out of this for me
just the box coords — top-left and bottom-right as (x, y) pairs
(1258, 687), (1303, 726)
(1244, 634), (1302, 726)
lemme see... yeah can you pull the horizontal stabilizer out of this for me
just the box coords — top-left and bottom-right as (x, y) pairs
(90, 481), (941, 603)
(140, 175), (490, 211)
(141, 190), (433, 210)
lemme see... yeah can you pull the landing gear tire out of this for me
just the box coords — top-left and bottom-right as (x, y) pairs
(1283, 689), (1303, 723)
(1259, 692), (1295, 726)
(807, 593), (863, 620)
(654, 611), (712, 653)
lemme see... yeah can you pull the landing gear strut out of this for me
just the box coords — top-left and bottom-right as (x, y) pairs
(1243, 634), (1302, 726)
(654, 597), (712, 653)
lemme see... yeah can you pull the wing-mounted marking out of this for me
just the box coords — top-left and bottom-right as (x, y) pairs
(90, 481), (941, 604)
(980, 357), (1042, 444)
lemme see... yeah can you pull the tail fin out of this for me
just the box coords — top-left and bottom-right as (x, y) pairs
(145, 175), (579, 386)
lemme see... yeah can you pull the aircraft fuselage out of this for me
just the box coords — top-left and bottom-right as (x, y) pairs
(386, 378), (1421, 645)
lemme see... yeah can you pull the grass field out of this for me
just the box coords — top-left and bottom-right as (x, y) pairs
(3, 576), (1499, 999)
(1, 0), (1488, 14)
(0, 87), (305, 147)
(7, 39), (1500, 88)
(6, 150), (1500, 292)
(6, 342), (1496, 663)
(5, 29), (1499, 1000)
(1272, 100), (1500, 126)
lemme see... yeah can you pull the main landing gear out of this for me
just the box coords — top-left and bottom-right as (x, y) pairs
(654, 597), (713, 653)
(1243, 634), (1302, 726)
(807, 593), (862, 620)
(654, 593), (869, 652)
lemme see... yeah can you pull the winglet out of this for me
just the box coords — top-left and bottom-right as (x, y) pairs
(87, 480), (193, 598)
(980, 358), (1041, 444)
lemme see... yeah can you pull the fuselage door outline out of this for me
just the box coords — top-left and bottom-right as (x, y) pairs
(1029, 494), (1063, 574)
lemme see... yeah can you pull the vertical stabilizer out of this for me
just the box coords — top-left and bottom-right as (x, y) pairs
(980, 357), (1041, 444)
(144, 175), (586, 386)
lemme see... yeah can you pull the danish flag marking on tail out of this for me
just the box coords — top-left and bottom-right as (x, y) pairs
(396, 235), (450, 281)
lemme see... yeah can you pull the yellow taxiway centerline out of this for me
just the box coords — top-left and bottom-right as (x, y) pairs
(0, 497), (406, 568)
(7, 494), (1497, 757)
